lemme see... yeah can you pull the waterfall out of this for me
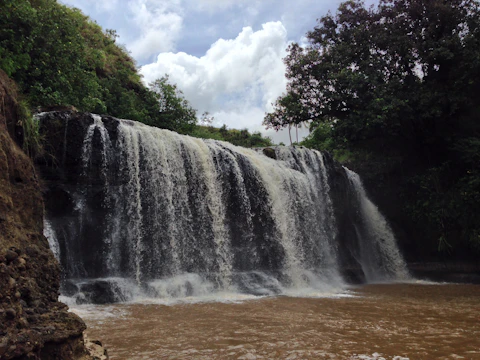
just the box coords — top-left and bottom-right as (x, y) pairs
(344, 168), (410, 281)
(43, 218), (60, 260)
(39, 113), (409, 304)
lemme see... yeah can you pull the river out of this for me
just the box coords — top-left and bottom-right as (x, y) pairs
(69, 282), (480, 359)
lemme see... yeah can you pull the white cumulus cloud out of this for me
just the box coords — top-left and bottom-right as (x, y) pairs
(141, 21), (289, 139)
(61, 0), (119, 13)
(61, 0), (184, 63)
(127, 0), (183, 62)
(190, 0), (254, 12)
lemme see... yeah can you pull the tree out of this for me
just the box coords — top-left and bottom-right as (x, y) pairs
(268, 0), (480, 146)
(263, 89), (309, 145)
(200, 111), (214, 126)
(149, 75), (197, 134)
(0, 1), (36, 77)
(266, 0), (480, 254)
(0, 0), (168, 121)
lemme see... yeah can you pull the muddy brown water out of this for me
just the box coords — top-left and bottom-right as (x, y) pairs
(76, 283), (480, 359)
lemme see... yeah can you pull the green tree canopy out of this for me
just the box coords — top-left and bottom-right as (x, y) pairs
(265, 0), (480, 255)
(267, 0), (480, 149)
(0, 0), (164, 126)
(149, 75), (197, 134)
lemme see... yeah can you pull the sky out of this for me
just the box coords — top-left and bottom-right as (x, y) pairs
(60, 0), (377, 144)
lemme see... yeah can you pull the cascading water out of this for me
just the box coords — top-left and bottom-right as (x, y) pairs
(344, 168), (410, 281)
(39, 113), (409, 304)
(43, 218), (60, 261)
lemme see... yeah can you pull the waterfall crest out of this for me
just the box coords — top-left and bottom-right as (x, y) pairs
(39, 113), (409, 303)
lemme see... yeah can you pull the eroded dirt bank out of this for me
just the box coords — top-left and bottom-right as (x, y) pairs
(0, 69), (106, 359)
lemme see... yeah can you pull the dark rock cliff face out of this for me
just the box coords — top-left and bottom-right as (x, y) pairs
(0, 71), (102, 359)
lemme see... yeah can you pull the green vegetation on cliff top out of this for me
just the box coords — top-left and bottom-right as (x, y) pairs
(265, 0), (480, 257)
(0, 0), (272, 148)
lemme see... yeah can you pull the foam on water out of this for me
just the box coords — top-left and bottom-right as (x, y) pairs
(62, 271), (352, 308)
(63, 300), (129, 322)
(351, 354), (410, 360)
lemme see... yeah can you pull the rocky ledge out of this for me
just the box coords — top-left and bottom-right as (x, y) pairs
(0, 69), (107, 359)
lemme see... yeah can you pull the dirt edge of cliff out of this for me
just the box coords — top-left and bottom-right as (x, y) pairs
(0, 70), (107, 359)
